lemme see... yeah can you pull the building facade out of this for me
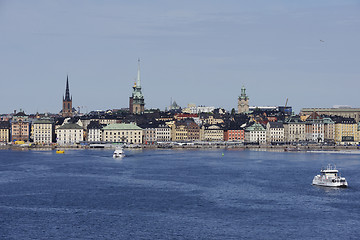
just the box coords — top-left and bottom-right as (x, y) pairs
(87, 121), (103, 142)
(32, 119), (53, 144)
(266, 122), (284, 143)
(244, 123), (266, 144)
(202, 125), (224, 141)
(305, 112), (324, 142)
(102, 123), (143, 144)
(283, 116), (306, 142)
(334, 118), (358, 145)
(56, 123), (84, 145)
(11, 111), (30, 142)
(0, 121), (10, 143)
(155, 124), (171, 142)
(224, 129), (245, 141)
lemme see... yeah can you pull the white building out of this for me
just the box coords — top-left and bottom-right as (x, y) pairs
(56, 123), (84, 145)
(283, 117), (306, 142)
(155, 124), (171, 142)
(32, 119), (53, 144)
(244, 123), (266, 144)
(102, 123), (143, 144)
(266, 122), (284, 143)
(87, 121), (103, 142)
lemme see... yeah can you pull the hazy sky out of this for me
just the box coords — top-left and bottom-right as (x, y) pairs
(1, 0), (359, 114)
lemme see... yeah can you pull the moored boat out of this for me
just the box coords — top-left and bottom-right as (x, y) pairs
(312, 164), (348, 188)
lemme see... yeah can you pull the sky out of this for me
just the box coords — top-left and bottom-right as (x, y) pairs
(1, 0), (359, 114)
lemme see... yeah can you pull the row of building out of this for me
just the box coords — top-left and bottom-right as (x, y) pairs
(1, 110), (360, 146)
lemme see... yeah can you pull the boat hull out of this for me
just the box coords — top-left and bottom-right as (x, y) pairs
(312, 177), (348, 188)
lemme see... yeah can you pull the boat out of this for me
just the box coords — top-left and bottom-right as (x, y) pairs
(312, 164), (348, 188)
(56, 150), (65, 154)
(113, 148), (125, 158)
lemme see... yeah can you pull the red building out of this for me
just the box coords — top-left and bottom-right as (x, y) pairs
(224, 129), (245, 141)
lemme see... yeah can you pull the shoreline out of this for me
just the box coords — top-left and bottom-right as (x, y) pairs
(1, 144), (359, 152)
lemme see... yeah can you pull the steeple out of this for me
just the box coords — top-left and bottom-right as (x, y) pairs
(62, 75), (73, 117)
(64, 75), (71, 101)
(240, 85), (248, 100)
(129, 59), (145, 114)
(136, 58), (141, 88)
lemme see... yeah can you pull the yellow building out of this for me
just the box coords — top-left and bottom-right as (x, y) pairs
(201, 125), (224, 141)
(334, 118), (357, 145)
(172, 124), (187, 141)
(0, 121), (10, 143)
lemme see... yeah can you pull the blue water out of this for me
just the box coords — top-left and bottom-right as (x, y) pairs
(0, 149), (360, 239)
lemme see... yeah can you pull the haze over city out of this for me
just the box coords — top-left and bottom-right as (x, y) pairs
(1, 0), (359, 114)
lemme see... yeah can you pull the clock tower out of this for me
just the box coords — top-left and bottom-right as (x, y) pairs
(238, 86), (249, 114)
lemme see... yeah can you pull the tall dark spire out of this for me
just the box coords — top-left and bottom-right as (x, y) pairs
(64, 75), (71, 101)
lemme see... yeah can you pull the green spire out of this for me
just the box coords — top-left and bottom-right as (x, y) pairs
(240, 85), (248, 100)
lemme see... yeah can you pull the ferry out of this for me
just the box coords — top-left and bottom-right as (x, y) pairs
(113, 148), (125, 158)
(312, 164), (348, 188)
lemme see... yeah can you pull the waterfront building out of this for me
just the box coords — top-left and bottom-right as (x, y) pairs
(283, 116), (305, 142)
(143, 126), (157, 144)
(155, 123), (171, 142)
(129, 59), (145, 114)
(171, 122), (187, 141)
(334, 117), (357, 145)
(238, 86), (249, 114)
(266, 122), (284, 143)
(244, 122), (266, 144)
(87, 121), (104, 142)
(305, 112), (324, 142)
(11, 111), (30, 142)
(201, 125), (224, 141)
(32, 119), (54, 144)
(62, 76), (74, 117)
(224, 128), (245, 142)
(56, 123), (84, 145)
(171, 119), (200, 141)
(323, 117), (335, 143)
(0, 121), (10, 143)
(102, 123), (143, 144)
(300, 107), (360, 123)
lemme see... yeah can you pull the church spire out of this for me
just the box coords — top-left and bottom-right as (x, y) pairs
(137, 58), (141, 88)
(65, 75), (71, 101)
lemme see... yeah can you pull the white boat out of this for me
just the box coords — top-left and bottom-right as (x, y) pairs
(113, 148), (125, 158)
(312, 164), (348, 188)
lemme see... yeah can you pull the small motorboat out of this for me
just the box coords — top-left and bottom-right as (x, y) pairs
(312, 164), (348, 188)
(56, 150), (65, 154)
(113, 148), (125, 158)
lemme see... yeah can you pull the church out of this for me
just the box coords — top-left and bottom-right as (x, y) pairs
(61, 75), (74, 117)
(129, 59), (145, 114)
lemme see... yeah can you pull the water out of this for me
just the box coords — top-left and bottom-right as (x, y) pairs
(1, 149), (360, 239)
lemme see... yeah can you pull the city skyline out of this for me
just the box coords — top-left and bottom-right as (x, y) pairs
(1, 0), (359, 114)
